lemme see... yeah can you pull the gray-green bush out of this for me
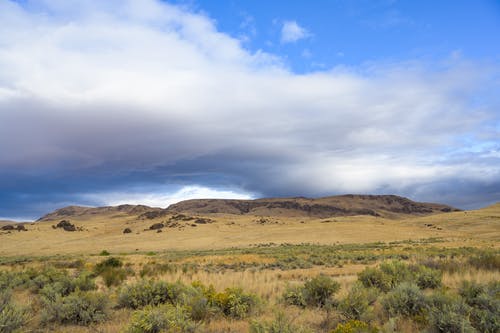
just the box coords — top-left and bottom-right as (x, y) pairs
(41, 290), (108, 325)
(338, 283), (378, 321)
(283, 274), (340, 308)
(118, 280), (185, 309)
(127, 305), (196, 333)
(358, 261), (441, 292)
(213, 287), (261, 319)
(381, 282), (427, 317)
(459, 281), (500, 333)
(428, 302), (475, 333)
(0, 291), (27, 333)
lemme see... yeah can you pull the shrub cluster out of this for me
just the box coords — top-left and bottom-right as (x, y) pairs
(41, 290), (109, 325)
(337, 283), (378, 321)
(381, 282), (427, 317)
(127, 304), (196, 333)
(120, 279), (261, 331)
(283, 274), (340, 308)
(26, 268), (108, 326)
(118, 280), (185, 309)
(322, 260), (500, 332)
(0, 291), (27, 333)
(357, 261), (441, 291)
(94, 257), (132, 287)
(459, 281), (500, 333)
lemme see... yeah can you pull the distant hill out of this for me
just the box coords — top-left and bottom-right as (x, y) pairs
(37, 204), (163, 221)
(165, 194), (459, 218)
(0, 220), (22, 225)
(37, 195), (459, 221)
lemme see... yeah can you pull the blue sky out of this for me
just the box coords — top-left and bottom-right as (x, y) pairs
(0, 0), (499, 220)
(176, 0), (500, 72)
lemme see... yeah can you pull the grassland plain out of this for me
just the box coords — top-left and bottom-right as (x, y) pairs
(0, 203), (498, 332)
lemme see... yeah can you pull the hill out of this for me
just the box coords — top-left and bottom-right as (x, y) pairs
(37, 194), (459, 222)
(165, 194), (459, 218)
(37, 204), (163, 222)
(0, 199), (497, 257)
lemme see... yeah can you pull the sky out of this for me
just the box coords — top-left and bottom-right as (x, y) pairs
(0, 0), (499, 220)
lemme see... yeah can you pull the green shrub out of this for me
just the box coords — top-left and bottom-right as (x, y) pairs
(358, 267), (391, 292)
(381, 282), (426, 317)
(338, 284), (378, 320)
(303, 274), (340, 307)
(184, 281), (220, 321)
(283, 285), (307, 308)
(282, 275), (340, 308)
(118, 280), (185, 309)
(470, 307), (499, 333)
(100, 250), (110, 256)
(459, 281), (499, 312)
(0, 291), (27, 333)
(94, 257), (123, 274)
(459, 281), (485, 304)
(427, 302), (475, 333)
(127, 304), (196, 333)
(413, 266), (442, 289)
(330, 319), (378, 333)
(0, 271), (13, 290)
(359, 261), (441, 292)
(213, 287), (260, 319)
(186, 295), (211, 322)
(119, 280), (259, 320)
(378, 261), (412, 289)
(36, 269), (96, 300)
(94, 257), (130, 287)
(459, 281), (500, 332)
(30, 267), (71, 292)
(250, 311), (312, 333)
(101, 267), (128, 287)
(73, 271), (97, 291)
(41, 290), (108, 325)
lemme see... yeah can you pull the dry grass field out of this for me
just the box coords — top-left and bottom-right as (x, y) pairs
(0, 202), (498, 332)
(1, 203), (499, 256)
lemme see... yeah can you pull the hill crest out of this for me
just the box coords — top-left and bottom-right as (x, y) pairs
(37, 194), (459, 221)
(165, 194), (459, 218)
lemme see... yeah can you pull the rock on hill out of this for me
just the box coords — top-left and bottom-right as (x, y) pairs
(165, 194), (459, 218)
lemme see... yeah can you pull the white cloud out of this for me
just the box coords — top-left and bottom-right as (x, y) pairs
(280, 20), (311, 43)
(83, 186), (254, 208)
(0, 0), (498, 210)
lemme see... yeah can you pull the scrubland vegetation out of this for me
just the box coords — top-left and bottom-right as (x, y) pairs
(0, 240), (498, 332)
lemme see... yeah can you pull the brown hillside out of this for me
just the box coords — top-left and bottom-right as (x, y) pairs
(37, 204), (163, 221)
(37, 195), (459, 222)
(165, 194), (459, 218)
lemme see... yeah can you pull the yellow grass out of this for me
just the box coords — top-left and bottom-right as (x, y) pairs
(1, 203), (499, 256)
(1, 203), (499, 333)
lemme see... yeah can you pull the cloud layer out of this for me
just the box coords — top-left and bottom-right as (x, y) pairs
(0, 0), (499, 218)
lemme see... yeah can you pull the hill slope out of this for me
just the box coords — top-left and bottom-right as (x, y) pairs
(37, 195), (458, 221)
(37, 204), (163, 222)
(165, 194), (459, 218)
(1, 201), (496, 257)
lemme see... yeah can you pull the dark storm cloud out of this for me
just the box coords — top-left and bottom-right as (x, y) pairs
(0, 0), (499, 219)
